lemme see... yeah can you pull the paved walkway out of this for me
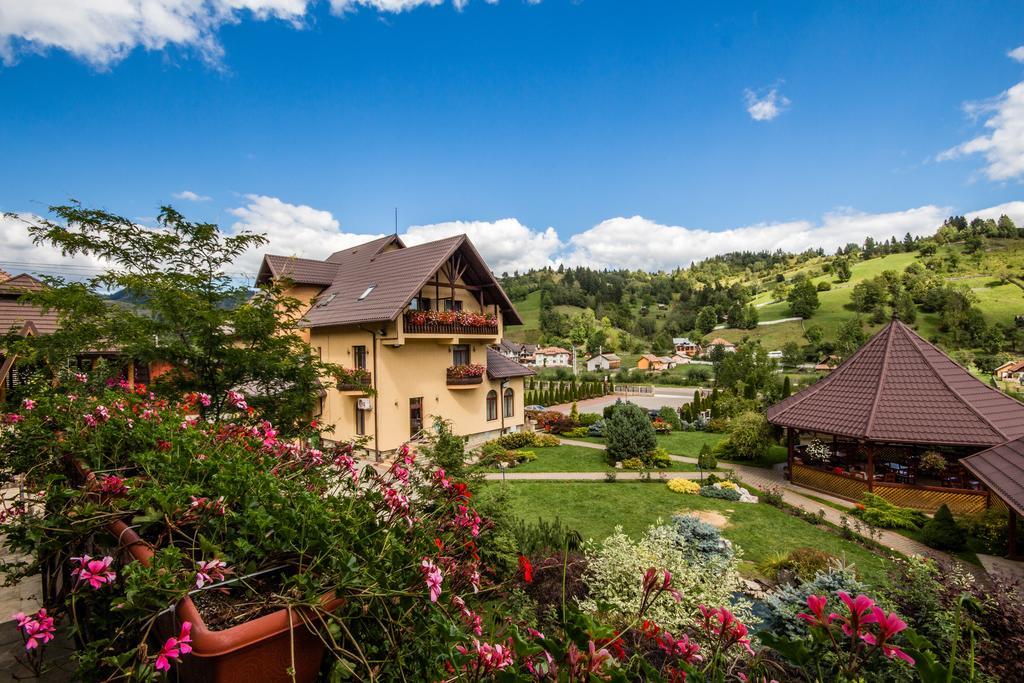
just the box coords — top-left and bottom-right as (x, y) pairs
(484, 470), (704, 481)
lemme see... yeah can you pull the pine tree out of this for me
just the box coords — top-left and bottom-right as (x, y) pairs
(697, 444), (717, 481)
(782, 376), (792, 399)
(921, 504), (966, 550)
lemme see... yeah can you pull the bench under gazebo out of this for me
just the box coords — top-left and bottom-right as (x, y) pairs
(767, 318), (1024, 516)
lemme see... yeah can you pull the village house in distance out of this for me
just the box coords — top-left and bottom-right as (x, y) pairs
(257, 234), (533, 456)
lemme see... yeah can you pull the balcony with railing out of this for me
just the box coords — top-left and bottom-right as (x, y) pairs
(446, 364), (484, 389)
(403, 311), (499, 337)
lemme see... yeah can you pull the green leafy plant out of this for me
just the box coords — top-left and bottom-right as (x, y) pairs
(605, 402), (657, 464)
(920, 504), (966, 550)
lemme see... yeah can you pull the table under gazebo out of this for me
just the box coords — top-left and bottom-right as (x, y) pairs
(767, 318), (1024, 518)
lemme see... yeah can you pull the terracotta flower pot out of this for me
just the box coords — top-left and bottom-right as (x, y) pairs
(109, 520), (342, 683)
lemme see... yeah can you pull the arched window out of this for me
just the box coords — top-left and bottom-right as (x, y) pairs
(503, 387), (514, 418)
(486, 390), (498, 421)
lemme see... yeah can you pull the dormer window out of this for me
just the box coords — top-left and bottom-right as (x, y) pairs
(317, 293), (337, 307)
(358, 285), (376, 301)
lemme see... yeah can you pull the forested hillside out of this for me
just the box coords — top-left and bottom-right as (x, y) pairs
(500, 214), (1024, 373)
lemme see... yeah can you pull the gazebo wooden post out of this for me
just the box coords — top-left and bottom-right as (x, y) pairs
(866, 442), (875, 492)
(1009, 508), (1019, 560)
(786, 427), (795, 480)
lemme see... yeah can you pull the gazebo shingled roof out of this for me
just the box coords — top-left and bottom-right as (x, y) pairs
(767, 319), (1024, 447)
(962, 438), (1024, 516)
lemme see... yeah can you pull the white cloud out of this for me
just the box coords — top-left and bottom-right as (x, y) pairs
(563, 205), (956, 271)
(173, 190), (211, 202)
(403, 218), (562, 274)
(937, 48), (1024, 182)
(0, 212), (112, 279)
(0, 0), (515, 68)
(744, 86), (790, 121)
(964, 200), (1024, 223)
(227, 194), (383, 275)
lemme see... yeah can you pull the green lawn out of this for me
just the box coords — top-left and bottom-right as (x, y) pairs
(499, 481), (896, 589)
(479, 444), (697, 472)
(575, 431), (726, 458)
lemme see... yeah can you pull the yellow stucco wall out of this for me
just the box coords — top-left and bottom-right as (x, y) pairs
(299, 272), (525, 454)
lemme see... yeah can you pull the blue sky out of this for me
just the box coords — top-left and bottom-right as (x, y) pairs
(1, 1), (1023, 276)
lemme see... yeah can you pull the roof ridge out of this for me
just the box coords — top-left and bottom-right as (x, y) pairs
(901, 320), (1012, 440)
(863, 320), (897, 438)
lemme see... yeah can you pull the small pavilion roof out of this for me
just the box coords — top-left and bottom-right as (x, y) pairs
(962, 438), (1024, 516)
(767, 318), (1024, 447)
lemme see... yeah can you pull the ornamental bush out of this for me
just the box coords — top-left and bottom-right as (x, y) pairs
(856, 493), (928, 530)
(667, 479), (700, 495)
(579, 523), (747, 633)
(920, 504), (966, 550)
(761, 561), (866, 639)
(699, 484), (742, 501)
(647, 447), (672, 468)
(718, 411), (772, 460)
(605, 401), (657, 464)
(621, 457), (647, 471)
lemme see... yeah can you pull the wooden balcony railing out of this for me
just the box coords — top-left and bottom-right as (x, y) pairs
(337, 371), (372, 392)
(403, 312), (499, 336)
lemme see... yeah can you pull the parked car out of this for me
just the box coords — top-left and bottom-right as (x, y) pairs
(525, 404), (546, 411)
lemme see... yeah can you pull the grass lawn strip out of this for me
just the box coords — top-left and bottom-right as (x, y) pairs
(498, 481), (896, 590)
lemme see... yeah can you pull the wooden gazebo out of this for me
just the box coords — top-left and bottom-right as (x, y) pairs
(767, 319), (1024, 515)
(962, 439), (1024, 557)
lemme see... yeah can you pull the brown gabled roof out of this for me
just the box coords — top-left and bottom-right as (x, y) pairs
(962, 438), (1024, 515)
(0, 269), (10, 283)
(486, 347), (535, 380)
(257, 234), (522, 329)
(0, 274), (59, 336)
(256, 255), (340, 286)
(767, 319), (1024, 447)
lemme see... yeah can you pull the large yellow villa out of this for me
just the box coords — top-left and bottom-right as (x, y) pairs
(256, 234), (533, 456)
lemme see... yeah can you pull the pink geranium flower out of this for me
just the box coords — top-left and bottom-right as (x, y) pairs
(154, 622), (192, 671)
(70, 555), (116, 590)
(13, 609), (55, 651)
(225, 391), (248, 410)
(195, 559), (230, 589)
(833, 591), (876, 638)
(22, 399), (36, 411)
(421, 558), (443, 602)
(98, 475), (128, 496)
(797, 594), (831, 628)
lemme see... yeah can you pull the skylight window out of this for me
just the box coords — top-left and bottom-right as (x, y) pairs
(358, 285), (376, 301)
(317, 293), (337, 307)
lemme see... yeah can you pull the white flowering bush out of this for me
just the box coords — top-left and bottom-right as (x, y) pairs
(578, 522), (748, 633)
(804, 439), (833, 462)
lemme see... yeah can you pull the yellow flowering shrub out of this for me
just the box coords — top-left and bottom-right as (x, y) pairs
(719, 480), (738, 490)
(667, 478), (700, 494)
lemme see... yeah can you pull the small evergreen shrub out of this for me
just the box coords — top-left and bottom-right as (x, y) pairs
(657, 406), (683, 431)
(621, 457), (646, 471)
(921, 504), (966, 550)
(699, 484), (742, 501)
(762, 563), (866, 638)
(856, 493), (928, 529)
(576, 412), (602, 426)
(563, 427), (590, 438)
(587, 419), (605, 437)
(697, 443), (717, 471)
(605, 401), (657, 464)
(494, 431), (534, 449)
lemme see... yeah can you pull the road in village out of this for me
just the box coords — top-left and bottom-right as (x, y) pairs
(546, 386), (698, 414)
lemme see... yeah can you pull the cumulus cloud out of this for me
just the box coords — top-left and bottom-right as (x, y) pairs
(0, 0), (513, 68)
(744, 85), (790, 121)
(563, 205), (959, 271)
(403, 218), (562, 274)
(227, 194), (383, 275)
(0, 212), (111, 279)
(937, 48), (1024, 181)
(173, 190), (211, 202)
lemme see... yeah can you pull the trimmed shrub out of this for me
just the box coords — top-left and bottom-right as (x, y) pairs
(563, 427), (589, 438)
(576, 412), (602, 426)
(699, 484), (742, 501)
(621, 457), (646, 471)
(921, 504), (966, 550)
(697, 443), (717, 471)
(532, 433), (561, 447)
(856, 493), (927, 529)
(666, 478), (700, 494)
(657, 406), (682, 431)
(494, 431), (535, 449)
(722, 411), (772, 460)
(605, 401), (657, 463)
(587, 420), (605, 437)
(646, 447), (671, 469)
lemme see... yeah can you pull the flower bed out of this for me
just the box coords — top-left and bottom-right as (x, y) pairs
(405, 310), (498, 333)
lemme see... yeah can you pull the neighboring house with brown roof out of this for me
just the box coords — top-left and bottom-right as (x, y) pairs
(636, 354), (670, 371)
(672, 337), (701, 357)
(497, 339), (538, 364)
(994, 359), (1024, 382)
(705, 337), (736, 354)
(256, 234), (531, 455)
(768, 318), (1024, 517)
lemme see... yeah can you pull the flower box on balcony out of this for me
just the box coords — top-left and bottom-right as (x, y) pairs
(335, 368), (372, 393)
(447, 364), (485, 387)
(404, 311), (498, 335)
